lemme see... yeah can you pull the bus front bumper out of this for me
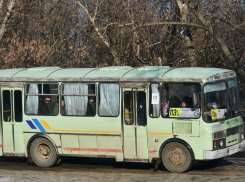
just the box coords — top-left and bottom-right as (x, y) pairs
(203, 140), (245, 160)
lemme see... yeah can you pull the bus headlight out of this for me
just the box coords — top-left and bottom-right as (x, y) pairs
(219, 139), (224, 147)
(213, 138), (226, 150)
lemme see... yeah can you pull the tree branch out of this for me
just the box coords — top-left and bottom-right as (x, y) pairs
(134, 21), (206, 30)
(187, 2), (235, 64)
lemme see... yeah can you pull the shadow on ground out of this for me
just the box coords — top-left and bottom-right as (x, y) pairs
(0, 151), (244, 172)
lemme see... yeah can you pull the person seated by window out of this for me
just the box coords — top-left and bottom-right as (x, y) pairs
(38, 96), (55, 115)
(169, 95), (181, 108)
(162, 99), (169, 117)
(86, 96), (95, 116)
(60, 99), (66, 115)
(181, 101), (187, 108)
(182, 96), (192, 108)
(206, 92), (222, 109)
(53, 97), (66, 115)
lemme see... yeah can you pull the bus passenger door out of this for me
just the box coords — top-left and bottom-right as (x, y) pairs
(1, 88), (24, 155)
(123, 89), (149, 161)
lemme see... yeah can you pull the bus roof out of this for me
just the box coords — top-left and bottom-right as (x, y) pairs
(0, 66), (233, 82)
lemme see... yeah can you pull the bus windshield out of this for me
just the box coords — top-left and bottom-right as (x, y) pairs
(228, 78), (241, 117)
(203, 78), (241, 122)
(203, 81), (228, 122)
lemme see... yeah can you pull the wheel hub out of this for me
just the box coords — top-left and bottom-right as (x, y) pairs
(36, 144), (51, 160)
(168, 147), (186, 167)
(40, 146), (48, 156)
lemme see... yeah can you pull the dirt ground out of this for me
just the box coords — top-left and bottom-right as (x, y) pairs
(0, 153), (245, 182)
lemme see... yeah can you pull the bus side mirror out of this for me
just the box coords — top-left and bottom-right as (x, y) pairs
(192, 92), (200, 108)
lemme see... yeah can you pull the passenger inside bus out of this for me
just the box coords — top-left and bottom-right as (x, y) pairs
(169, 95), (181, 108)
(162, 100), (169, 116)
(53, 97), (66, 115)
(38, 96), (54, 115)
(182, 96), (192, 108)
(60, 99), (66, 115)
(86, 96), (95, 116)
(206, 92), (222, 109)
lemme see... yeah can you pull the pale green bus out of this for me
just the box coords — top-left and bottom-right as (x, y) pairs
(0, 66), (244, 173)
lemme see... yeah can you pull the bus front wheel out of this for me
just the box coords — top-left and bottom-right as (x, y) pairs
(30, 138), (58, 167)
(161, 142), (193, 173)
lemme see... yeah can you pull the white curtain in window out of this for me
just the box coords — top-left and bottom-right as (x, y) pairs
(26, 84), (39, 114)
(151, 84), (160, 117)
(99, 83), (119, 116)
(64, 84), (88, 115)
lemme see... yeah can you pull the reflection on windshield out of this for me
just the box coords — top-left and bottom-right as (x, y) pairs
(203, 81), (228, 122)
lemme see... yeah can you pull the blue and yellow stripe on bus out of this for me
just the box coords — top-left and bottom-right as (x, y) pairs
(26, 119), (121, 134)
(26, 119), (48, 132)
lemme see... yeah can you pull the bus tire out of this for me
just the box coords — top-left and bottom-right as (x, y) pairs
(30, 138), (58, 167)
(161, 142), (193, 173)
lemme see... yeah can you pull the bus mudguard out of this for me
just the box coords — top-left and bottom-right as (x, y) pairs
(26, 133), (59, 157)
(159, 138), (195, 161)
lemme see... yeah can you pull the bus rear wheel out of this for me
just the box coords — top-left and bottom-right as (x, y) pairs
(30, 138), (58, 167)
(162, 142), (193, 173)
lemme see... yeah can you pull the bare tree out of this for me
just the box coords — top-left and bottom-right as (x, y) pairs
(76, 0), (121, 65)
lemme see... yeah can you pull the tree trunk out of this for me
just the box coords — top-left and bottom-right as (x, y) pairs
(0, 0), (15, 41)
(0, 0), (4, 13)
(176, 0), (197, 67)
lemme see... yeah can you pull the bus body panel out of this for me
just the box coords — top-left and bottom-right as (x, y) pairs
(23, 115), (123, 159)
(147, 113), (244, 161)
(146, 117), (173, 161)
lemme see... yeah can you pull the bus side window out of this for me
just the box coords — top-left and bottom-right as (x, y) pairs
(99, 83), (119, 117)
(163, 83), (201, 118)
(3, 90), (11, 122)
(14, 90), (23, 122)
(25, 83), (58, 116)
(149, 83), (160, 118)
(62, 83), (96, 116)
(124, 92), (133, 125)
(137, 92), (147, 125)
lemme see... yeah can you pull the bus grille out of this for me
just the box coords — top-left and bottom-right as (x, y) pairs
(227, 126), (239, 136)
(213, 131), (224, 139)
(213, 125), (241, 140)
